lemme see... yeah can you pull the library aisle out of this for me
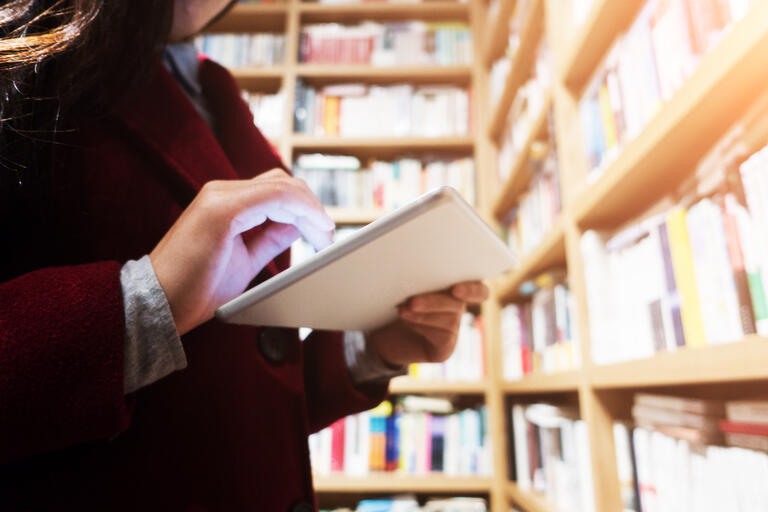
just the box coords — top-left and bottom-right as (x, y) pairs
(206, 0), (768, 510)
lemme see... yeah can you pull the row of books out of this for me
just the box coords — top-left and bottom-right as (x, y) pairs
(292, 154), (475, 210)
(509, 403), (594, 512)
(310, 397), (492, 477)
(293, 81), (470, 137)
(500, 271), (579, 380)
(242, 90), (284, 140)
(299, 22), (472, 66)
(579, 0), (753, 181)
(407, 313), (486, 382)
(503, 137), (562, 261)
(196, 33), (286, 68)
(322, 497), (486, 512)
(614, 393), (768, 512)
(581, 140), (768, 364)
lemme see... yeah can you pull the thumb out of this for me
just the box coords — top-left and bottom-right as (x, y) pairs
(243, 222), (301, 274)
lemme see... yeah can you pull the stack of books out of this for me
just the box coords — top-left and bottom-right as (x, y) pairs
(322, 497), (487, 512)
(299, 22), (472, 66)
(509, 403), (594, 511)
(293, 81), (470, 138)
(241, 90), (283, 140)
(613, 394), (768, 512)
(195, 33), (286, 67)
(407, 312), (486, 382)
(503, 137), (562, 259)
(500, 270), (579, 380)
(497, 40), (551, 179)
(578, 0), (753, 181)
(310, 397), (491, 477)
(292, 154), (475, 210)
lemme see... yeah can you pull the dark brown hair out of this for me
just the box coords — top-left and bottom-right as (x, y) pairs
(0, 0), (174, 201)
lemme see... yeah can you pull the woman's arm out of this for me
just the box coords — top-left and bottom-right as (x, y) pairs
(0, 262), (132, 464)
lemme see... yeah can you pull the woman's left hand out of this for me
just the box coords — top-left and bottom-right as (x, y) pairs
(367, 281), (489, 367)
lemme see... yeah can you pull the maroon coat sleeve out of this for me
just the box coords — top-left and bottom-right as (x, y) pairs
(302, 330), (389, 433)
(0, 262), (132, 463)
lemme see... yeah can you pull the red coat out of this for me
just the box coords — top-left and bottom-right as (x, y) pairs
(0, 57), (387, 511)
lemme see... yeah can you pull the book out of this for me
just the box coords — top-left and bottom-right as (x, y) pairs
(726, 400), (768, 424)
(196, 32), (286, 67)
(635, 393), (725, 416)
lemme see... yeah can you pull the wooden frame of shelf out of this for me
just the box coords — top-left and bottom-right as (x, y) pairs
(503, 370), (580, 394)
(390, 378), (488, 395)
(487, 0), (544, 142)
(507, 483), (556, 512)
(483, 0), (517, 67)
(557, 0), (644, 94)
(296, 64), (473, 85)
(299, 1), (470, 23)
(491, 92), (551, 220)
(314, 475), (492, 493)
(496, 216), (566, 303)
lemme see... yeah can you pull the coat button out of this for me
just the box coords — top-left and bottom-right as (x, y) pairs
(258, 327), (289, 365)
(290, 502), (313, 512)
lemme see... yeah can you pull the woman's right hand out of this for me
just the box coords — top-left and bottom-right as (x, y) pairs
(149, 169), (334, 335)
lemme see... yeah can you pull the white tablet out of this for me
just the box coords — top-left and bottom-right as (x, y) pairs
(215, 187), (515, 331)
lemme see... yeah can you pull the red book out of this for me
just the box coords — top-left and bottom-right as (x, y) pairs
(720, 419), (768, 437)
(330, 419), (346, 472)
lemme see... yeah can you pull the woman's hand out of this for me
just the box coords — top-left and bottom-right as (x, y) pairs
(150, 169), (334, 335)
(367, 281), (489, 367)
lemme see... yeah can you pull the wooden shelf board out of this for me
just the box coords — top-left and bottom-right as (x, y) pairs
(496, 217), (567, 303)
(313, 474), (492, 493)
(491, 94), (551, 220)
(487, 0), (544, 141)
(291, 135), (475, 158)
(296, 64), (472, 85)
(231, 67), (285, 91)
(325, 207), (386, 225)
(558, 0), (644, 94)
(300, 1), (469, 23)
(507, 482), (556, 512)
(573, 2), (768, 229)
(208, 3), (287, 32)
(591, 336), (768, 389)
(502, 370), (581, 394)
(483, 0), (517, 68)
(389, 377), (488, 394)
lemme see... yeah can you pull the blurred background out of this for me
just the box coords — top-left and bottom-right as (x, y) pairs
(201, 0), (768, 510)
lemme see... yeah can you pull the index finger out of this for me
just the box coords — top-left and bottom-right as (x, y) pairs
(451, 281), (489, 304)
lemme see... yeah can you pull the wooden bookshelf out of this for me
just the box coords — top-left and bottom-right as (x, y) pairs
(291, 135), (475, 158)
(491, 92), (551, 220)
(481, 1), (768, 511)
(557, 0), (644, 93)
(299, 1), (470, 23)
(591, 336), (768, 389)
(483, 0), (517, 67)
(507, 483), (556, 512)
(313, 475), (492, 493)
(496, 216), (566, 303)
(390, 377), (488, 395)
(502, 370), (580, 394)
(296, 64), (472, 85)
(572, 2), (768, 229)
(207, 2), (287, 32)
(487, 0), (544, 141)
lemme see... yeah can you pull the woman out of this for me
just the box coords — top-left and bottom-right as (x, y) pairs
(0, 1), (488, 510)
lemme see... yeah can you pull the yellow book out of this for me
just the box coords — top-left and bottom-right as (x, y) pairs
(598, 84), (618, 149)
(323, 96), (340, 136)
(666, 208), (707, 347)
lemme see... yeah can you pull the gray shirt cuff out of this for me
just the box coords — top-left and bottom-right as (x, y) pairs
(343, 330), (407, 385)
(120, 255), (187, 394)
